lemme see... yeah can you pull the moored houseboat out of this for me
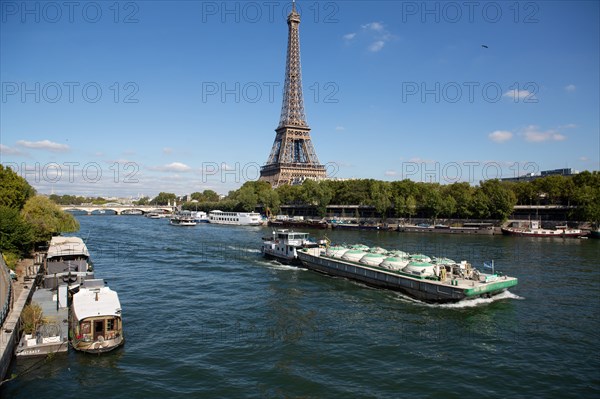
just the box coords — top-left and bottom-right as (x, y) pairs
(501, 220), (584, 238)
(69, 279), (124, 354)
(44, 236), (94, 289)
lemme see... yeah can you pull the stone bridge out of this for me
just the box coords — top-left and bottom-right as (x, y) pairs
(61, 204), (175, 215)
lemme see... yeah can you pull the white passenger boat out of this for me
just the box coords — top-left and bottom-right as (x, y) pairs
(69, 279), (124, 354)
(208, 210), (262, 225)
(170, 211), (198, 226)
(44, 236), (94, 289)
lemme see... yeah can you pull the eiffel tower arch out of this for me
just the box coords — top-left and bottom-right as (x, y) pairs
(259, 1), (326, 188)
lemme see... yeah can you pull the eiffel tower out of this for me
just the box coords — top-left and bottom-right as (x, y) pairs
(259, 1), (326, 187)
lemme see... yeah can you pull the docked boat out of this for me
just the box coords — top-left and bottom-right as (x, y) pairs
(268, 216), (328, 229)
(209, 210), (262, 225)
(170, 211), (198, 226)
(69, 279), (124, 354)
(261, 230), (321, 264)
(399, 222), (495, 235)
(501, 220), (584, 238)
(191, 211), (209, 223)
(297, 246), (518, 303)
(15, 286), (69, 357)
(44, 236), (94, 289)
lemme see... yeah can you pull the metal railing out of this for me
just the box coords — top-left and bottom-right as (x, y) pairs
(0, 253), (13, 328)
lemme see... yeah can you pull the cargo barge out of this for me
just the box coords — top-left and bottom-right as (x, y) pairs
(297, 246), (518, 303)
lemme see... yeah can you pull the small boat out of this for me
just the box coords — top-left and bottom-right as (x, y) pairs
(297, 245), (518, 303)
(44, 236), (94, 289)
(69, 279), (124, 354)
(170, 211), (198, 226)
(261, 229), (321, 265)
(15, 287), (69, 357)
(501, 220), (584, 238)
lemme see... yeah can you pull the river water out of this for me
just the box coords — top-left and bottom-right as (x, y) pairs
(2, 215), (599, 398)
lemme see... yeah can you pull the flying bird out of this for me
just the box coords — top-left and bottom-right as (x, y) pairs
(481, 45), (489, 48)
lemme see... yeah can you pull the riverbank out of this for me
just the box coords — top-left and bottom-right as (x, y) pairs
(0, 256), (39, 382)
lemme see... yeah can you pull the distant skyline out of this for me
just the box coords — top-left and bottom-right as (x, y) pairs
(1, 1), (598, 197)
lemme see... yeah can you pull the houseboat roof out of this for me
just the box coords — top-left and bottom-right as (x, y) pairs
(48, 236), (90, 259)
(72, 286), (122, 320)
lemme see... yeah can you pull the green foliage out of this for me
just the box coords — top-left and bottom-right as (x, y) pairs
(2, 252), (20, 271)
(0, 165), (36, 210)
(152, 192), (176, 205)
(134, 196), (150, 205)
(21, 196), (80, 243)
(190, 190), (220, 203)
(21, 303), (44, 335)
(479, 180), (516, 220)
(0, 206), (33, 257)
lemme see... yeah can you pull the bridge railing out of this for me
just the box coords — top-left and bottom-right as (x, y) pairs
(0, 253), (13, 328)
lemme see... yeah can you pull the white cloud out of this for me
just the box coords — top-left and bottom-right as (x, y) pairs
(579, 156), (588, 161)
(163, 147), (173, 154)
(344, 21), (395, 53)
(152, 162), (192, 172)
(368, 40), (385, 52)
(503, 89), (535, 101)
(362, 22), (384, 32)
(488, 130), (513, 143)
(384, 170), (397, 176)
(522, 125), (566, 142)
(565, 84), (576, 92)
(16, 139), (69, 152)
(0, 144), (26, 156)
(335, 126), (345, 131)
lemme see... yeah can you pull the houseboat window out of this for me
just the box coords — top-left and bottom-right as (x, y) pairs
(80, 321), (91, 334)
(107, 318), (115, 331)
(95, 320), (104, 334)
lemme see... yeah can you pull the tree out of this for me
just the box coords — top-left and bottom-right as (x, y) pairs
(134, 196), (150, 205)
(478, 180), (516, 220)
(369, 181), (392, 220)
(0, 164), (36, 209)
(236, 185), (258, 211)
(21, 196), (80, 243)
(152, 192), (176, 205)
(406, 195), (417, 221)
(444, 182), (473, 218)
(470, 189), (491, 219)
(0, 206), (33, 256)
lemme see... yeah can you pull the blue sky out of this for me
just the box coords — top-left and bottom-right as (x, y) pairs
(1, 0), (598, 197)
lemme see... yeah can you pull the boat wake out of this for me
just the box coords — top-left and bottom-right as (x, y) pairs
(227, 245), (261, 254)
(254, 259), (307, 272)
(394, 290), (524, 308)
